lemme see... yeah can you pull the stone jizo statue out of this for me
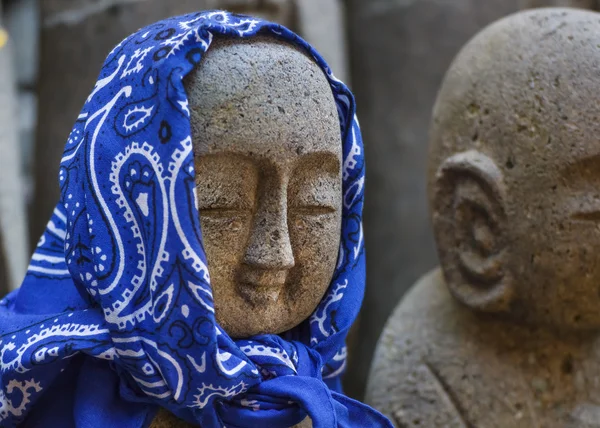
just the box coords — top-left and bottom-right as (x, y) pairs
(152, 35), (342, 428)
(0, 11), (391, 428)
(367, 7), (600, 428)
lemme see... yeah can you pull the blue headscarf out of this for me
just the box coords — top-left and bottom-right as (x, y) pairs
(0, 11), (391, 428)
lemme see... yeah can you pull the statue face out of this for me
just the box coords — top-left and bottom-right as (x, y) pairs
(187, 38), (342, 338)
(429, 8), (600, 328)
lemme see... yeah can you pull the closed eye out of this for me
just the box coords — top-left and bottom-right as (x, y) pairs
(200, 208), (249, 218)
(289, 206), (336, 216)
(571, 211), (600, 222)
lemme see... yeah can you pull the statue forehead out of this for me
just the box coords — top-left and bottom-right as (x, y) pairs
(430, 8), (600, 177)
(185, 35), (341, 159)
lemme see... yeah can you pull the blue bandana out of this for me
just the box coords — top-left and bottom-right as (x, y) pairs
(0, 11), (391, 428)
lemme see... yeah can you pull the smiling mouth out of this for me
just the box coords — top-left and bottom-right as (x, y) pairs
(237, 271), (288, 306)
(238, 283), (283, 306)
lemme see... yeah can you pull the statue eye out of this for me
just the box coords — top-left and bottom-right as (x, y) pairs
(200, 207), (249, 218)
(571, 210), (600, 222)
(289, 205), (336, 216)
(569, 198), (600, 222)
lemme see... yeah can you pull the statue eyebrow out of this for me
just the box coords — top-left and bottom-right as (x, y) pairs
(559, 153), (600, 178)
(194, 154), (258, 210)
(294, 151), (340, 176)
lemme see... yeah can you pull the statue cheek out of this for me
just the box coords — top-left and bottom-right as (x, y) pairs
(288, 213), (341, 301)
(200, 214), (253, 282)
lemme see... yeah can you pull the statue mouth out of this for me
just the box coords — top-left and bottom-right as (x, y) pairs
(236, 269), (288, 306)
(237, 283), (283, 306)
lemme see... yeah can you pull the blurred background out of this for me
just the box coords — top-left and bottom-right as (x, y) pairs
(0, 0), (592, 402)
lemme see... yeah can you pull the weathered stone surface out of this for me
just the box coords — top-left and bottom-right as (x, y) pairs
(149, 36), (341, 427)
(186, 36), (342, 339)
(369, 269), (600, 427)
(367, 8), (600, 426)
(33, 2), (351, 424)
(31, 0), (296, 247)
(345, 0), (520, 399)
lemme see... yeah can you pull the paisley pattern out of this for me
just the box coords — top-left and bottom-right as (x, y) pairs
(0, 11), (391, 428)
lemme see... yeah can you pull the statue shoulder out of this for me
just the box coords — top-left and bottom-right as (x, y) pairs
(366, 267), (466, 422)
(377, 267), (454, 340)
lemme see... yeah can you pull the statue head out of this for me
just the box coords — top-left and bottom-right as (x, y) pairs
(429, 8), (600, 329)
(184, 36), (342, 338)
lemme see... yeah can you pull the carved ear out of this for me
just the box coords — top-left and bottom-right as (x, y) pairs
(432, 150), (513, 312)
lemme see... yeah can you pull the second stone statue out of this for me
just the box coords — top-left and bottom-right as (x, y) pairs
(0, 11), (392, 428)
(367, 7), (600, 428)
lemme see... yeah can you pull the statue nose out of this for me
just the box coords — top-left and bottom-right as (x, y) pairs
(243, 213), (295, 271)
(244, 191), (295, 270)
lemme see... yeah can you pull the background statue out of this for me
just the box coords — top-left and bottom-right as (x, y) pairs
(343, 0), (521, 397)
(367, 7), (600, 427)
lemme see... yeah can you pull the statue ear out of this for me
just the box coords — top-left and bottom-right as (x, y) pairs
(432, 150), (513, 312)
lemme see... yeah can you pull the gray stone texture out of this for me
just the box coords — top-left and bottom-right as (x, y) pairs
(345, 0), (520, 400)
(368, 269), (600, 427)
(34, 4), (346, 425)
(368, 8), (600, 426)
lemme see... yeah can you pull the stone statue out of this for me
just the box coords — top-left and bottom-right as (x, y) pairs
(344, 0), (519, 400)
(0, 11), (392, 428)
(366, 7), (600, 428)
(151, 35), (342, 428)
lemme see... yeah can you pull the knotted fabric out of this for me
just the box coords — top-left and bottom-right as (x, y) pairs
(0, 10), (392, 428)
